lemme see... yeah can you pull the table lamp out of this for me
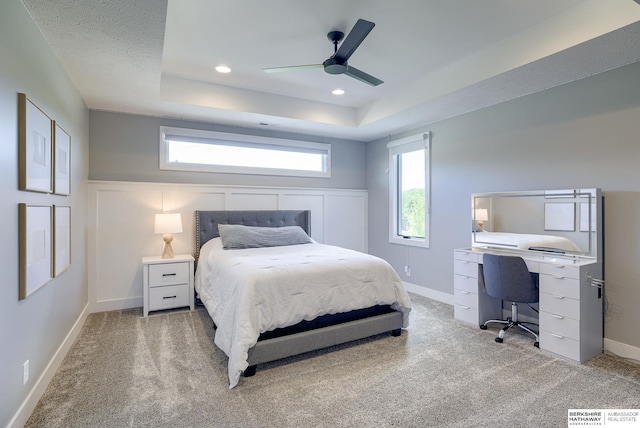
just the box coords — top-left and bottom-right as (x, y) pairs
(154, 213), (183, 258)
(474, 208), (488, 230)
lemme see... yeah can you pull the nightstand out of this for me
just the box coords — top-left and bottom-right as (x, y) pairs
(142, 254), (195, 316)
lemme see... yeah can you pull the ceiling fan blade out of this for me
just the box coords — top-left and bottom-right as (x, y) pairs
(263, 64), (323, 73)
(334, 19), (375, 61)
(344, 66), (383, 86)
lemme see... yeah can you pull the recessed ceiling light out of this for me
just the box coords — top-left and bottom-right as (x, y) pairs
(215, 65), (231, 73)
(332, 89), (345, 95)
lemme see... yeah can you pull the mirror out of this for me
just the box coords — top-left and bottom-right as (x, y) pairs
(472, 188), (602, 261)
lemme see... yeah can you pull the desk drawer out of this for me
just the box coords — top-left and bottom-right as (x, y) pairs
(539, 293), (580, 320)
(454, 304), (479, 325)
(540, 331), (580, 361)
(454, 289), (478, 309)
(454, 259), (478, 278)
(540, 311), (580, 341)
(149, 284), (190, 311)
(454, 251), (479, 263)
(540, 263), (580, 280)
(454, 274), (478, 294)
(539, 275), (580, 300)
(149, 262), (189, 287)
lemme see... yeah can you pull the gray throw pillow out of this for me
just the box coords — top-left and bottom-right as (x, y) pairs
(218, 224), (313, 249)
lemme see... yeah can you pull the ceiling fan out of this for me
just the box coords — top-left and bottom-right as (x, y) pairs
(263, 19), (383, 86)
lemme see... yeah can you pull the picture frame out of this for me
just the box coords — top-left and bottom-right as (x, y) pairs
(53, 122), (71, 196)
(544, 202), (575, 231)
(54, 205), (71, 276)
(18, 93), (53, 193)
(19, 204), (53, 300)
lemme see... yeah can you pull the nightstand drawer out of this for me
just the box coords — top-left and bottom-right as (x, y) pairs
(149, 284), (190, 311)
(149, 262), (189, 287)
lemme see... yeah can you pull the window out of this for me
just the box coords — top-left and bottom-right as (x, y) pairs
(160, 126), (331, 178)
(388, 132), (431, 248)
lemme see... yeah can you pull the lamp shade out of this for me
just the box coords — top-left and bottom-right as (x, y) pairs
(154, 213), (183, 234)
(474, 209), (488, 222)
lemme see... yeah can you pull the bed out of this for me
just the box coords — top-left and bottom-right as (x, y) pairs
(472, 231), (581, 253)
(194, 210), (412, 388)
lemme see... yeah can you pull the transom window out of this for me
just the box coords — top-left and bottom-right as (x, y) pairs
(388, 132), (431, 248)
(160, 126), (331, 178)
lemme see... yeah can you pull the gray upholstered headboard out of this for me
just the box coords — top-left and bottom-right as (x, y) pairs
(194, 210), (311, 266)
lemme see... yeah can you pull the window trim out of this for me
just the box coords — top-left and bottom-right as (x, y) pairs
(388, 132), (431, 248)
(159, 126), (331, 178)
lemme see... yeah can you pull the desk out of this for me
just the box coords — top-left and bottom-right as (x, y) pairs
(454, 247), (603, 363)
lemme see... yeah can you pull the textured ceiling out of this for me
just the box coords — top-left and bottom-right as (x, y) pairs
(21, 0), (640, 141)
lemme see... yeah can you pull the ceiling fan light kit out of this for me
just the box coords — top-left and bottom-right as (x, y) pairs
(263, 19), (383, 86)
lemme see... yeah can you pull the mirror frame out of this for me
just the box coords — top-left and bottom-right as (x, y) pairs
(471, 188), (602, 261)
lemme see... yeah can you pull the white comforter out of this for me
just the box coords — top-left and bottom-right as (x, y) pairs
(195, 238), (412, 388)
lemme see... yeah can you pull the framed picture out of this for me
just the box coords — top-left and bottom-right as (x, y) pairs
(53, 122), (71, 195)
(544, 202), (575, 231)
(19, 204), (53, 300)
(18, 93), (53, 193)
(54, 205), (71, 276)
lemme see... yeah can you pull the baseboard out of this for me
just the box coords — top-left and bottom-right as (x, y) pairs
(90, 296), (142, 313)
(604, 338), (640, 363)
(8, 304), (90, 428)
(404, 282), (454, 305)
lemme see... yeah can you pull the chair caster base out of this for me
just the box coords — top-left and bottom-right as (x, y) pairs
(480, 325), (487, 330)
(534, 341), (539, 348)
(495, 337), (503, 343)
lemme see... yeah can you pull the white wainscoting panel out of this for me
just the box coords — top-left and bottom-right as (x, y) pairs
(88, 181), (368, 313)
(325, 193), (368, 251)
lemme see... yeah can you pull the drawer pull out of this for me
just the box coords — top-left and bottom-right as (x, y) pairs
(552, 314), (565, 319)
(460, 290), (470, 294)
(552, 333), (565, 339)
(163, 295), (177, 300)
(460, 305), (470, 310)
(162, 273), (177, 277)
(552, 295), (565, 300)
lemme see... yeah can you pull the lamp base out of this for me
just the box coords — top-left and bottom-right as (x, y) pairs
(162, 233), (175, 258)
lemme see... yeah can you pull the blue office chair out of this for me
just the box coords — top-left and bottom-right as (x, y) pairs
(479, 254), (540, 347)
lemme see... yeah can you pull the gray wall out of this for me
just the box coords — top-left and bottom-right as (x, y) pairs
(89, 111), (367, 189)
(0, 1), (89, 425)
(367, 60), (640, 350)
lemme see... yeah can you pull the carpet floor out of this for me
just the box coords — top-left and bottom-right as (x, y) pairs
(26, 294), (640, 427)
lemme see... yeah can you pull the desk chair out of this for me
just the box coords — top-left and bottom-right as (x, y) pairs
(479, 254), (540, 347)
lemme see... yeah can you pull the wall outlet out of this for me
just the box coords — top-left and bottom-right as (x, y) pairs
(404, 265), (411, 276)
(23, 360), (29, 385)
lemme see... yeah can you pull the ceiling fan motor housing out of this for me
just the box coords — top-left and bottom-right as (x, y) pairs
(323, 57), (348, 74)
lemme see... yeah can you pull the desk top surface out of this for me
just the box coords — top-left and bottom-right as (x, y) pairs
(456, 246), (599, 267)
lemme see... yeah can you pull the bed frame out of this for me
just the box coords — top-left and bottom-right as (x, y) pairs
(194, 210), (404, 377)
